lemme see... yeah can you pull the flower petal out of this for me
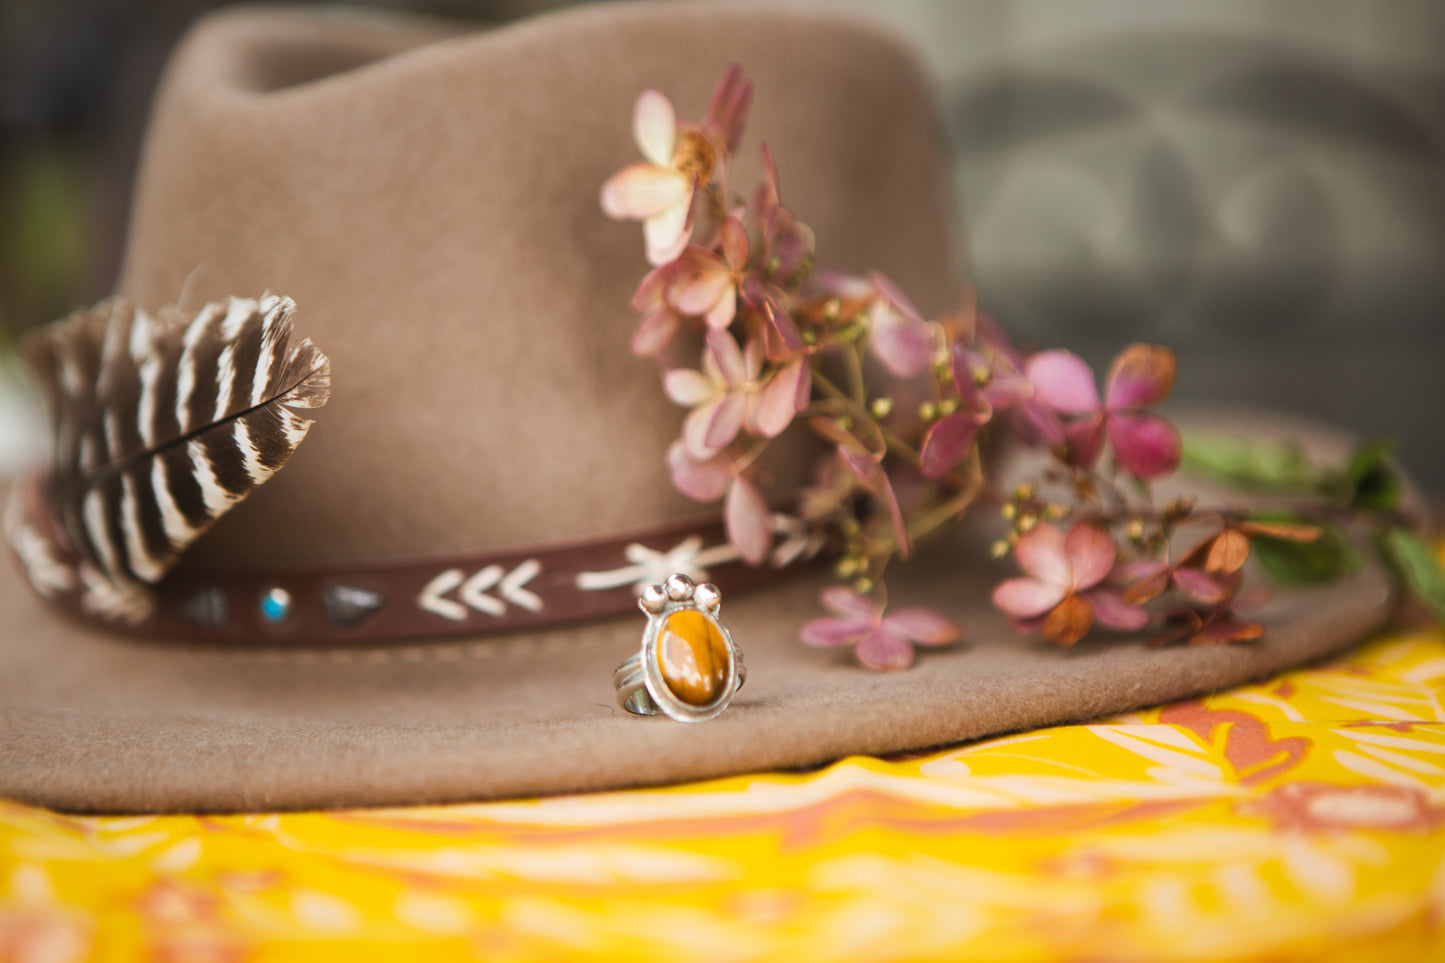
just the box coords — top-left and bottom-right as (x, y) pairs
(870, 271), (923, 322)
(706, 329), (748, 388)
(667, 442), (731, 501)
(869, 311), (933, 378)
(1085, 589), (1150, 631)
(681, 399), (724, 458)
(761, 300), (805, 360)
(1063, 521), (1117, 592)
(1041, 594), (1095, 645)
(644, 194), (694, 266)
(1012, 398), (1064, 446)
(1108, 411), (1182, 479)
(856, 624), (915, 671)
(601, 164), (689, 220)
(1204, 528), (1252, 574)
(837, 444), (881, 487)
(885, 608), (961, 646)
(633, 89), (677, 167)
(764, 208), (813, 281)
(1189, 616), (1266, 646)
(704, 292), (737, 330)
(821, 585), (879, 620)
(705, 64), (751, 153)
(1025, 350), (1100, 415)
(702, 391), (746, 452)
(631, 307), (679, 358)
(755, 142), (781, 216)
(1122, 562), (1172, 605)
(876, 470), (910, 557)
(725, 475), (771, 565)
(681, 393), (745, 459)
(719, 217), (749, 271)
(752, 360), (807, 437)
(669, 248), (732, 316)
(1065, 415), (1107, 467)
(664, 368), (716, 406)
(919, 412), (979, 480)
(798, 617), (866, 648)
(1012, 523), (1070, 587)
(1105, 343), (1176, 411)
(991, 577), (1067, 620)
(631, 263), (670, 311)
(742, 335), (765, 382)
(1172, 566), (1233, 604)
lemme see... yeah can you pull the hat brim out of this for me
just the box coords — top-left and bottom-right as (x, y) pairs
(0, 409), (1402, 814)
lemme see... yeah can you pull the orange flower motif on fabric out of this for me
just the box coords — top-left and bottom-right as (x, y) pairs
(1241, 781), (1445, 834)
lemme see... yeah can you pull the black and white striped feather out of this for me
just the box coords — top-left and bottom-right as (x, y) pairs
(18, 294), (330, 621)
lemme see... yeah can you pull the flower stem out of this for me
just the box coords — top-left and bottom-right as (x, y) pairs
(843, 345), (867, 406)
(731, 437), (771, 474)
(810, 368), (921, 462)
(906, 449), (984, 542)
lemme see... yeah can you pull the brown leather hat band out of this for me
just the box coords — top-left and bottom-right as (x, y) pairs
(7, 484), (824, 645)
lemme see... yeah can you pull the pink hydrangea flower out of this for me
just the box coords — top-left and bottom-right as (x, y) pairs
(668, 216), (750, 330)
(665, 330), (808, 459)
(666, 443), (770, 565)
(1116, 555), (1237, 607)
(992, 521), (1148, 645)
(600, 66), (752, 267)
(665, 330), (761, 458)
(800, 587), (960, 670)
(1025, 344), (1181, 479)
(600, 89), (704, 265)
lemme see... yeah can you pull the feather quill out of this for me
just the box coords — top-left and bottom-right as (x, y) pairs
(15, 294), (330, 621)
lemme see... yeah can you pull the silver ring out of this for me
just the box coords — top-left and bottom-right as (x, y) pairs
(614, 573), (745, 722)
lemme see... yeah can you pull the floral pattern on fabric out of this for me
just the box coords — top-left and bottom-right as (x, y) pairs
(3, 629), (1444, 962)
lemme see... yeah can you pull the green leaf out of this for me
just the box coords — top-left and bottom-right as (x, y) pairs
(1345, 438), (1403, 513)
(1378, 527), (1445, 622)
(1252, 521), (1360, 586)
(1180, 434), (1318, 492)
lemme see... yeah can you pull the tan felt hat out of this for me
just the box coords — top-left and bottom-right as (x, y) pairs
(0, 3), (1403, 814)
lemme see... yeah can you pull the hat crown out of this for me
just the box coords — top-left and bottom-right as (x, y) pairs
(118, 3), (959, 566)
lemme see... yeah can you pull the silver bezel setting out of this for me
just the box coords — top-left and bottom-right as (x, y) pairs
(622, 574), (743, 723)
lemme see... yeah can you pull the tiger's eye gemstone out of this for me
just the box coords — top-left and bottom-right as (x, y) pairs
(656, 609), (730, 706)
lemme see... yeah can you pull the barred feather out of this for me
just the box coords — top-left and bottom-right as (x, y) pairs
(19, 294), (330, 620)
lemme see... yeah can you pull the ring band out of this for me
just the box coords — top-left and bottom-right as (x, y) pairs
(614, 573), (745, 722)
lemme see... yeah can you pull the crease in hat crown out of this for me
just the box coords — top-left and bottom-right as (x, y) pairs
(106, 1), (959, 578)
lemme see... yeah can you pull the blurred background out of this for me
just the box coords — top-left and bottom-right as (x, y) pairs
(2, 0), (1442, 484)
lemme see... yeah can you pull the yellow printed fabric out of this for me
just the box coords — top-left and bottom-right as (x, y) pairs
(3, 630), (1444, 962)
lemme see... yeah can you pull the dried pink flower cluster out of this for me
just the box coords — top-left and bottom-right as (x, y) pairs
(601, 66), (1367, 670)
